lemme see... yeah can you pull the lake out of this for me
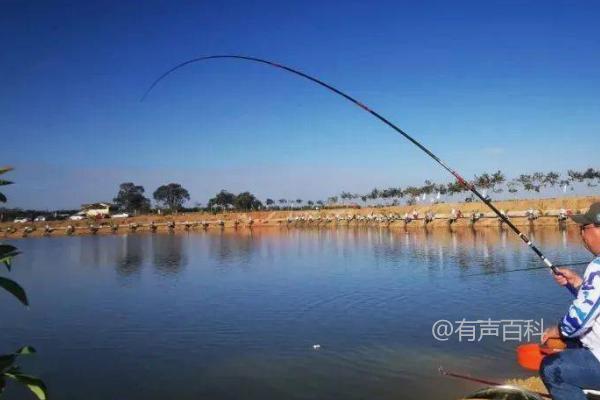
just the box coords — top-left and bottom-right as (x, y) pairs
(0, 226), (591, 399)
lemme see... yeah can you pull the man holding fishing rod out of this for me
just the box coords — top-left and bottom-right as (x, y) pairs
(540, 202), (600, 399)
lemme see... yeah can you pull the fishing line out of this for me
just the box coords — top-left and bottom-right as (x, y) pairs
(464, 260), (590, 277)
(142, 55), (578, 296)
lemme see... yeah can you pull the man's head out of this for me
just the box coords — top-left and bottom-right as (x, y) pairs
(571, 202), (600, 255)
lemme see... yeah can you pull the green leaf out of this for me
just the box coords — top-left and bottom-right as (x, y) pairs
(0, 245), (19, 271)
(0, 180), (13, 186)
(0, 277), (28, 306)
(0, 167), (13, 175)
(1, 257), (12, 271)
(15, 346), (36, 355)
(0, 245), (17, 255)
(0, 253), (20, 271)
(4, 372), (48, 400)
(0, 355), (16, 372)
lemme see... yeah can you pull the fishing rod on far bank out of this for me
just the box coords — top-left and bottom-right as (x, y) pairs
(142, 55), (578, 296)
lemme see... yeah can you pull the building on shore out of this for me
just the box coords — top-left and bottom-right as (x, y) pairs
(80, 203), (114, 218)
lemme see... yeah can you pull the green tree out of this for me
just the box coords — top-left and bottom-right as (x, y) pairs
(582, 168), (600, 187)
(517, 174), (537, 192)
(544, 171), (560, 188)
(113, 182), (150, 215)
(507, 180), (519, 196)
(420, 180), (435, 196)
(0, 167), (47, 399)
(369, 188), (380, 201)
(490, 170), (506, 193)
(403, 186), (422, 203)
(265, 198), (274, 207)
(153, 183), (190, 212)
(446, 181), (465, 197)
(207, 190), (236, 210)
(234, 192), (263, 211)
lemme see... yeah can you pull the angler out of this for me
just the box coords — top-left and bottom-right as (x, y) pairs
(540, 202), (600, 399)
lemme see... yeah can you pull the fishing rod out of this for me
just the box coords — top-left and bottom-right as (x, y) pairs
(142, 55), (577, 296)
(438, 367), (551, 399)
(465, 260), (591, 277)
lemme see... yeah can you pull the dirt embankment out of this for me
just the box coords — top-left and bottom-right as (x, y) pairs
(1, 195), (598, 239)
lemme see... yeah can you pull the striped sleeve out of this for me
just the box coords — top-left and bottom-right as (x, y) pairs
(559, 257), (600, 338)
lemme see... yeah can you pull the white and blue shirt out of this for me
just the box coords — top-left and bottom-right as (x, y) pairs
(559, 256), (600, 361)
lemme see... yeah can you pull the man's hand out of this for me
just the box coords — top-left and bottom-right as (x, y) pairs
(553, 268), (583, 289)
(541, 325), (561, 345)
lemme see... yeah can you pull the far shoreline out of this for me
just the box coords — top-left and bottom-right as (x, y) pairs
(2, 195), (598, 240)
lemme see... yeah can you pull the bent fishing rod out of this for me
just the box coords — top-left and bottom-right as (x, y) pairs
(142, 55), (577, 296)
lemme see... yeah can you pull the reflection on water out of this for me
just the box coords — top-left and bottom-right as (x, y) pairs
(152, 234), (187, 276)
(0, 227), (591, 400)
(116, 235), (145, 277)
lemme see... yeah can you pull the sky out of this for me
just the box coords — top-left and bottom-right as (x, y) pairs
(1, 0), (599, 209)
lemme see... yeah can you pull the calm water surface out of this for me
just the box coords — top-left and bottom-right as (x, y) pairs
(0, 227), (591, 399)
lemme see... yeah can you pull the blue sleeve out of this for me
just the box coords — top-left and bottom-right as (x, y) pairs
(559, 258), (600, 338)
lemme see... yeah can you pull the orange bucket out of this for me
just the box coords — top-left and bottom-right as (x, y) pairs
(517, 343), (545, 371)
(517, 341), (566, 371)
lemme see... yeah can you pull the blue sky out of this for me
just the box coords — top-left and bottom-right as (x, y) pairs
(1, 0), (599, 209)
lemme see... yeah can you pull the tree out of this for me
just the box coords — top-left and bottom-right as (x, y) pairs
(234, 192), (263, 211)
(568, 168), (600, 188)
(403, 186), (421, 203)
(153, 183), (190, 212)
(265, 198), (274, 208)
(369, 188), (380, 201)
(113, 182), (150, 215)
(420, 180), (435, 196)
(490, 170), (506, 193)
(307, 200), (314, 207)
(507, 180), (519, 196)
(582, 168), (600, 187)
(207, 190), (236, 210)
(446, 181), (465, 197)
(544, 171), (560, 188)
(474, 172), (493, 193)
(517, 174), (537, 192)
(0, 167), (48, 399)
